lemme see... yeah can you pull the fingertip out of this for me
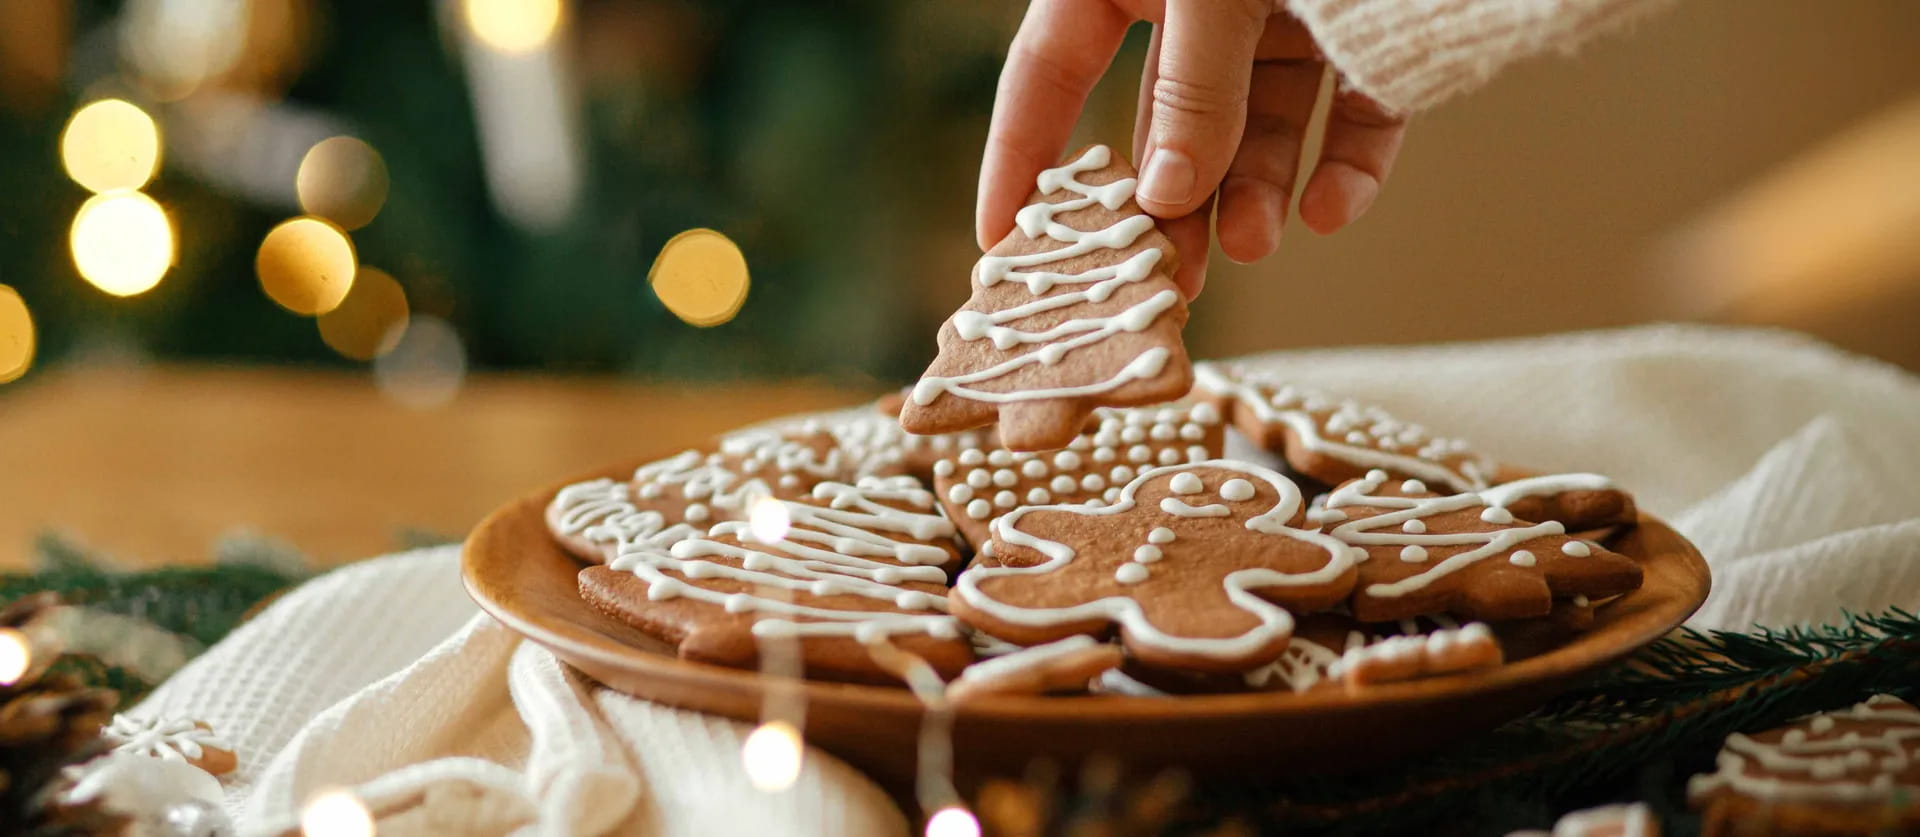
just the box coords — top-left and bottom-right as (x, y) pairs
(1175, 252), (1208, 300)
(1216, 176), (1285, 264)
(1298, 163), (1379, 236)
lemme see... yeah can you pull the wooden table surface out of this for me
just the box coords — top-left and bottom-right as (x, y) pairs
(0, 364), (861, 570)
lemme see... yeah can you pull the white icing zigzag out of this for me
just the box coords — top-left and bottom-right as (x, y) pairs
(1687, 694), (1920, 804)
(609, 476), (963, 643)
(913, 145), (1177, 407)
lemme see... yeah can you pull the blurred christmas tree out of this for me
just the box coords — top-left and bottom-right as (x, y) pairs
(0, 0), (1124, 385)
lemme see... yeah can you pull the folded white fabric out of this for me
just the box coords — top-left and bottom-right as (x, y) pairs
(123, 324), (1920, 835)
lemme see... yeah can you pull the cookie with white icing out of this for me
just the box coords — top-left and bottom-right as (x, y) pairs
(902, 145), (1193, 452)
(822, 409), (995, 485)
(932, 402), (1225, 552)
(1194, 363), (1635, 530)
(1507, 802), (1659, 837)
(945, 635), (1124, 703)
(577, 476), (973, 683)
(1326, 621), (1503, 689)
(950, 461), (1355, 673)
(102, 714), (236, 776)
(1687, 694), (1920, 837)
(546, 427), (850, 564)
(1312, 469), (1643, 622)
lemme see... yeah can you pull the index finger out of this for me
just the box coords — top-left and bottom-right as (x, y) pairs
(977, 0), (1133, 251)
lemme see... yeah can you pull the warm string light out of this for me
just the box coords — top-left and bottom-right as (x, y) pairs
(318, 267), (410, 361)
(60, 99), (161, 193)
(373, 315), (467, 409)
(70, 191), (174, 297)
(463, 0), (564, 54)
(0, 628), (33, 686)
(924, 806), (982, 837)
(740, 720), (805, 793)
(0, 286), (33, 385)
(649, 228), (751, 327)
(299, 788), (374, 837)
(297, 136), (389, 231)
(743, 496), (807, 792)
(746, 495), (793, 545)
(257, 217), (358, 315)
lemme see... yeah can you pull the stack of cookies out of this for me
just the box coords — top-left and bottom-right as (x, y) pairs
(545, 144), (1647, 699)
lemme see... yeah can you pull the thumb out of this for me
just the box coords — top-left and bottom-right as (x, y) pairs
(1135, 0), (1267, 219)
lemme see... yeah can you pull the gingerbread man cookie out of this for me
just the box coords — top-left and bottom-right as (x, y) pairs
(547, 427), (849, 564)
(902, 145), (1193, 452)
(1194, 363), (1635, 530)
(1312, 469), (1643, 622)
(950, 461), (1355, 673)
(578, 476), (973, 683)
(1688, 694), (1920, 837)
(932, 402), (1225, 552)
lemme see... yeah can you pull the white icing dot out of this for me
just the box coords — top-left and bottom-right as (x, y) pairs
(1150, 424), (1176, 441)
(1180, 423), (1204, 441)
(948, 484), (973, 504)
(1561, 541), (1592, 557)
(1050, 475), (1076, 494)
(1220, 478), (1254, 502)
(1110, 466), (1135, 483)
(685, 503), (711, 523)
(1509, 550), (1536, 567)
(1170, 473), (1204, 494)
(967, 469), (991, 489)
(1093, 447), (1116, 463)
(1027, 488), (1051, 504)
(1345, 431), (1370, 445)
(1054, 451), (1081, 470)
(994, 490), (1017, 508)
(959, 449), (985, 466)
(1190, 402), (1220, 424)
(1133, 545), (1162, 563)
(1148, 527), (1175, 544)
(1401, 480), (1427, 494)
(933, 460), (955, 477)
(1480, 507), (1514, 525)
(1021, 460), (1047, 478)
(1102, 487), (1121, 502)
(1401, 519), (1427, 534)
(1157, 448), (1181, 465)
(1186, 446), (1209, 463)
(1123, 411), (1149, 426)
(993, 469), (1018, 487)
(966, 499), (991, 519)
(1081, 474), (1106, 492)
(1400, 545), (1428, 563)
(1093, 432), (1120, 448)
(988, 449), (1013, 466)
(1069, 435), (1092, 451)
(1121, 426), (1147, 444)
(1155, 408), (1178, 423)
(1128, 445), (1152, 463)
(638, 483), (664, 500)
(1114, 563), (1149, 584)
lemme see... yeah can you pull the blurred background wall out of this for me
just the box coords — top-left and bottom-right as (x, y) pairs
(1, 0), (1916, 394)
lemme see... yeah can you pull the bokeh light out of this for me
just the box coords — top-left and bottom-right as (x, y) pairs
(0, 629), (31, 686)
(0, 286), (33, 385)
(925, 806), (981, 837)
(299, 788), (373, 837)
(257, 217), (358, 315)
(297, 136), (390, 231)
(70, 191), (173, 297)
(373, 315), (466, 410)
(318, 267), (410, 361)
(747, 496), (792, 544)
(741, 720), (803, 792)
(60, 99), (161, 193)
(650, 228), (750, 327)
(464, 0), (563, 54)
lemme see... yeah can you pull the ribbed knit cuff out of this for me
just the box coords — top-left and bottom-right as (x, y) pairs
(1286, 0), (1674, 114)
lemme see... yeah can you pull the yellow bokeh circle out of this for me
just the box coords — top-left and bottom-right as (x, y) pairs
(296, 136), (389, 231)
(650, 228), (750, 327)
(463, 0), (562, 54)
(318, 267), (410, 361)
(70, 191), (173, 297)
(257, 217), (358, 316)
(0, 286), (34, 385)
(60, 99), (161, 193)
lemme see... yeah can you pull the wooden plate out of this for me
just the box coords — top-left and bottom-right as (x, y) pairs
(463, 456), (1710, 793)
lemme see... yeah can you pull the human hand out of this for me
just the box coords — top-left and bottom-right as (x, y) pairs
(977, 0), (1408, 297)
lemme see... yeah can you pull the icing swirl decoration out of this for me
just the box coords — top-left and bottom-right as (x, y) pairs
(951, 460), (1356, 670)
(1688, 694), (1920, 806)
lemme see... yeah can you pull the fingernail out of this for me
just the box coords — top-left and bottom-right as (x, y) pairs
(1138, 148), (1196, 207)
(1342, 176), (1380, 227)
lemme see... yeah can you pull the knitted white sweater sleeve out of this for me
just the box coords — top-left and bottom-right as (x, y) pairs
(1285, 0), (1678, 114)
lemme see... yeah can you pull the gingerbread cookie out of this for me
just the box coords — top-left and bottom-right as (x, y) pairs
(902, 145), (1192, 451)
(102, 715), (236, 776)
(547, 427), (850, 563)
(1326, 621), (1503, 689)
(1311, 469), (1643, 622)
(1507, 802), (1659, 837)
(945, 635), (1124, 703)
(1687, 694), (1920, 837)
(932, 402), (1225, 551)
(578, 476), (973, 683)
(950, 461), (1355, 673)
(819, 410), (995, 485)
(1195, 363), (1635, 530)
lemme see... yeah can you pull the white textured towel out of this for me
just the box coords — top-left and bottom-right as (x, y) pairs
(127, 324), (1920, 835)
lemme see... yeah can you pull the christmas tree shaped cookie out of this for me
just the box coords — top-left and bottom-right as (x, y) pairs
(902, 145), (1193, 452)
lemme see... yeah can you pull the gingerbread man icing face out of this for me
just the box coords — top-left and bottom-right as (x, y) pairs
(950, 461), (1356, 673)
